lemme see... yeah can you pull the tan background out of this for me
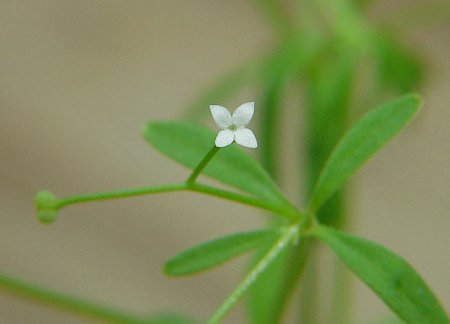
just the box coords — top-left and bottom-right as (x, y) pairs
(0, 1), (449, 323)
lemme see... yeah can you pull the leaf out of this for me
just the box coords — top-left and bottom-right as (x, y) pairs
(305, 46), (355, 226)
(143, 121), (289, 206)
(308, 94), (421, 213)
(164, 229), (279, 276)
(313, 226), (449, 324)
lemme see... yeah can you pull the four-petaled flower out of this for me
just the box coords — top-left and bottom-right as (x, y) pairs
(209, 102), (258, 148)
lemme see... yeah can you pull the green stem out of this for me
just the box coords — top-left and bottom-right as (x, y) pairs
(266, 237), (313, 323)
(55, 182), (294, 219)
(49, 143), (299, 220)
(207, 225), (299, 324)
(0, 273), (146, 323)
(186, 146), (219, 185)
(56, 183), (187, 208)
(57, 145), (220, 209)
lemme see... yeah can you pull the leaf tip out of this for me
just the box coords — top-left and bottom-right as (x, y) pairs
(162, 262), (172, 275)
(402, 93), (423, 111)
(163, 261), (183, 277)
(140, 122), (156, 139)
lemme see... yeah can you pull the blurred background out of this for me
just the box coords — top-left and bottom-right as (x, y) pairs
(0, 1), (449, 323)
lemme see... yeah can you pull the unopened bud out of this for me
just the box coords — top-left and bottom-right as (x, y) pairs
(37, 209), (58, 224)
(34, 191), (59, 224)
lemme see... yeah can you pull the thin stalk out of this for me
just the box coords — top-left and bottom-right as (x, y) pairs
(268, 237), (313, 323)
(299, 34), (355, 322)
(207, 225), (299, 324)
(51, 142), (300, 220)
(246, 35), (309, 324)
(57, 183), (186, 208)
(0, 273), (146, 323)
(330, 190), (351, 324)
(186, 146), (219, 185)
(55, 182), (295, 219)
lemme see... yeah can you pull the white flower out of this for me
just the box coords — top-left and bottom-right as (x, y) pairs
(210, 102), (258, 148)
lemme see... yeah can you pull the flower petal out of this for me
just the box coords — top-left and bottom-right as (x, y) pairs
(234, 128), (257, 148)
(215, 129), (235, 147)
(210, 105), (232, 129)
(232, 102), (254, 127)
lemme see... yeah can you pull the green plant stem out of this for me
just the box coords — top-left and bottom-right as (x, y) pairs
(186, 146), (220, 185)
(0, 273), (146, 323)
(56, 183), (186, 208)
(207, 225), (299, 324)
(55, 182), (296, 219)
(269, 237), (313, 323)
(53, 143), (300, 221)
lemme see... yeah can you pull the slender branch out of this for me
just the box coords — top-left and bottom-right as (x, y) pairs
(270, 237), (312, 323)
(207, 225), (299, 324)
(53, 181), (297, 220)
(186, 146), (220, 185)
(0, 273), (146, 323)
(53, 146), (300, 222)
(56, 145), (220, 209)
(56, 183), (187, 209)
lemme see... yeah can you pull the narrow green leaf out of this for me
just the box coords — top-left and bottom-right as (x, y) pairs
(308, 94), (421, 213)
(164, 229), (279, 276)
(143, 121), (289, 206)
(305, 46), (355, 226)
(313, 226), (449, 324)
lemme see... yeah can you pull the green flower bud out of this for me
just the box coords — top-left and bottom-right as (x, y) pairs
(34, 191), (59, 224)
(37, 209), (58, 224)
(34, 191), (58, 210)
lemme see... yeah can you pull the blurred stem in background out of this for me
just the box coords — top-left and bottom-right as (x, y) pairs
(185, 0), (425, 322)
(0, 273), (147, 323)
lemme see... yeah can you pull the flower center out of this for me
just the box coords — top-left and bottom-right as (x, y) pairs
(229, 124), (237, 131)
